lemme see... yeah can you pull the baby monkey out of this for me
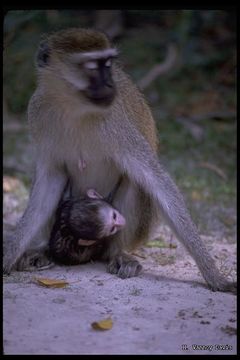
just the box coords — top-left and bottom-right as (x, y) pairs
(49, 179), (125, 265)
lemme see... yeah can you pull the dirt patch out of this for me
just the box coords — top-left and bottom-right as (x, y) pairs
(3, 235), (237, 355)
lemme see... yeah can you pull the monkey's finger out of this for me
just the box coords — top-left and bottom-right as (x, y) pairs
(107, 259), (119, 275)
(107, 254), (143, 278)
(16, 253), (55, 271)
(117, 261), (143, 279)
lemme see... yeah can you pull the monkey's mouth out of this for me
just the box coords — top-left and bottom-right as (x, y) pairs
(84, 89), (116, 106)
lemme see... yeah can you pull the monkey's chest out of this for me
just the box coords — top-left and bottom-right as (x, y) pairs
(59, 119), (121, 196)
(65, 150), (120, 197)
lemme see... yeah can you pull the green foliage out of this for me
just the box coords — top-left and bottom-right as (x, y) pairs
(156, 115), (236, 204)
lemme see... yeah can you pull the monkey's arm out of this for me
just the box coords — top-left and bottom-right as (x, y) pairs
(3, 162), (67, 274)
(109, 122), (236, 292)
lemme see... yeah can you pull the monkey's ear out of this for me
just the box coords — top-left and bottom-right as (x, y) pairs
(36, 40), (50, 68)
(87, 189), (103, 199)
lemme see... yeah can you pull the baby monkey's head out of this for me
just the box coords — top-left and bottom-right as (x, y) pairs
(67, 189), (126, 240)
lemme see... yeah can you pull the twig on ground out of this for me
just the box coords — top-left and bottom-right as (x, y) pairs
(198, 161), (227, 181)
(176, 117), (204, 141)
(138, 44), (178, 90)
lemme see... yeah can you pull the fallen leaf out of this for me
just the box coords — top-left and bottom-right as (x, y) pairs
(146, 239), (168, 248)
(191, 190), (202, 201)
(34, 277), (69, 288)
(3, 176), (20, 192)
(91, 318), (113, 331)
(218, 215), (236, 227)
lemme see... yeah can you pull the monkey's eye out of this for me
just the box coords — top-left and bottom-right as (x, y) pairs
(113, 211), (117, 220)
(105, 58), (112, 67)
(84, 61), (98, 70)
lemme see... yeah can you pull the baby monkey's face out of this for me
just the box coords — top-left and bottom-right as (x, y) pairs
(86, 188), (126, 238)
(98, 205), (126, 238)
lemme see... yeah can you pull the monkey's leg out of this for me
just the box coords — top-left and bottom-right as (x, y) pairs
(105, 182), (152, 278)
(3, 168), (67, 274)
(109, 125), (236, 293)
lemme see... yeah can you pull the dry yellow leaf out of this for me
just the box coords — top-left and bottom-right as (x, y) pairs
(191, 190), (202, 201)
(91, 318), (113, 331)
(35, 277), (69, 288)
(3, 176), (19, 192)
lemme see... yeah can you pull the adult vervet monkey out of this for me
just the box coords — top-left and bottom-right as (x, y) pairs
(3, 28), (236, 293)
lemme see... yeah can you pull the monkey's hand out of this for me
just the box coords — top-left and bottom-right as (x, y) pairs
(3, 247), (54, 274)
(15, 250), (55, 271)
(107, 252), (142, 279)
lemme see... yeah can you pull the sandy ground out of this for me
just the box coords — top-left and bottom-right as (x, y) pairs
(3, 235), (237, 355)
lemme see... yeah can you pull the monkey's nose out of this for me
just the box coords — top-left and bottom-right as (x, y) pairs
(116, 214), (126, 227)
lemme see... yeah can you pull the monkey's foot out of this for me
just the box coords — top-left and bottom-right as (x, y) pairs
(203, 270), (237, 294)
(208, 278), (237, 295)
(3, 254), (16, 275)
(16, 251), (55, 272)
(107, 253), (143, 279)
(3, 242), (20, 275)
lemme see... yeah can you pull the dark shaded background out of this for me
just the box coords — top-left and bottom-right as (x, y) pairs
(3, 10), (237, 239)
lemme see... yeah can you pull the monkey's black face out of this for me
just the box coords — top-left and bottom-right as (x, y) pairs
(36, 39), (117, 107)
(82, 58), (116, 106)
